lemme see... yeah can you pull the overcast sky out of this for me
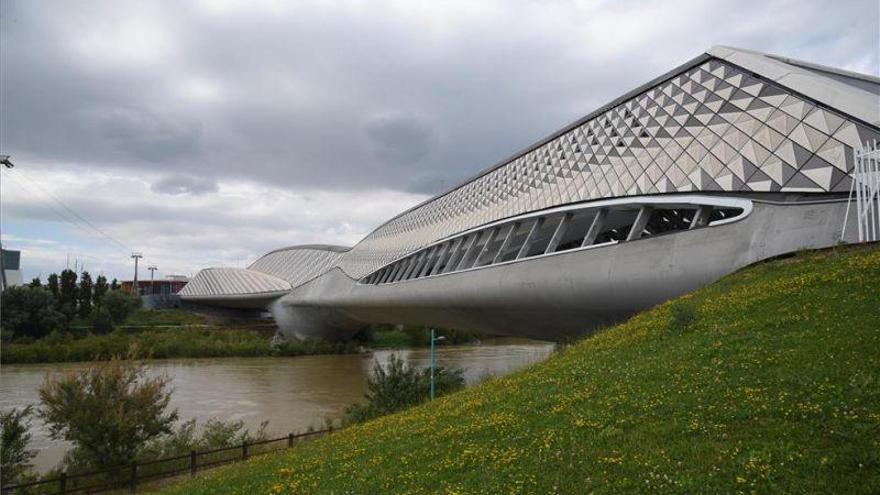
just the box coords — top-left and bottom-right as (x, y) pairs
(1, 0), (877, 282)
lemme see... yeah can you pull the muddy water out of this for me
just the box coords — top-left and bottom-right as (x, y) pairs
(0, 339), (554, 473)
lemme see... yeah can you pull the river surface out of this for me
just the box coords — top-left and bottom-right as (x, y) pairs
(0, 339), (554, 473)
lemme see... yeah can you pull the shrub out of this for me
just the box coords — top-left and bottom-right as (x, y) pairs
(91, 307), (115, 335)
(38, 354), (179, 472)
(140, 418), (269, 460)
(1, 406), (37, 484)
(93, 275), (109, 309)
(401, 325), (428, 346)
(103, 290), (142, 326)
(344, 354), (465, 424)
(0, 286), (64, 340)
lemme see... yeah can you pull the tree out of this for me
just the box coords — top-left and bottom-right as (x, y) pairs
(93, 275), (109, 308)
(1, 406), (37, 485)
(47, 273), (60, 301)
(59, 269), (78, 326)
(344, 354), (464, 424)
(78, 271), (93, 317)
(103, 290), (141, 326)
(110, 278), (119, 291)
(0, 286), (64, 340)
(38, 356), (179, 472)
(28, 277), (42, 288)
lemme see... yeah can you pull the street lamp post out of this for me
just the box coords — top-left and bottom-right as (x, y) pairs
(430, 329), (445, 400)
(130, 252), (142, 295)
(147, 265), (157, 295)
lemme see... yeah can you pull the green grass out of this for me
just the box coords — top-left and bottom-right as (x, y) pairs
(155, 245), (880, 494)
(117, 309), (207, 326)
(65, 309), (207, 329)
(370, 329), (416, 348)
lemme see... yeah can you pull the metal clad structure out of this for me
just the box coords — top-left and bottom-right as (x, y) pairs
(178, 267), (290, 297)
(335, 52), (880, 278)
(179, 47), (880, 339)
(248, 245), (347, 288)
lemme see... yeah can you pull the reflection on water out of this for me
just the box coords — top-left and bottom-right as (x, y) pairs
(0, 339), (553, 473)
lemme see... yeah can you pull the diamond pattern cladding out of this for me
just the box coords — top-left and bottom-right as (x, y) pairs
(335, 58), (880, 278)
(248, 247), (345, 289)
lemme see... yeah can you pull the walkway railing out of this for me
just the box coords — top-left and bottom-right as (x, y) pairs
(0, 429), (331, 494)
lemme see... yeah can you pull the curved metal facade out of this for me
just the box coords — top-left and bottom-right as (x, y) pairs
(335, 53), (880, 278)
(179, 267), (290, 297)
(248, 245), (347, 288)
(180, 46), (880, 339)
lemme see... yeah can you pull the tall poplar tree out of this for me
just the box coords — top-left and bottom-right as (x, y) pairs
(78, 272), (93, 317)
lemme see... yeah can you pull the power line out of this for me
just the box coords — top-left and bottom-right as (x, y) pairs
(0, 171), (117, 250)
(1, 166), (159, 277)
(4, 167), (134, 254)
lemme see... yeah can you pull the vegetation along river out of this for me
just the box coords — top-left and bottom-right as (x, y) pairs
(0, 338), (554, 473)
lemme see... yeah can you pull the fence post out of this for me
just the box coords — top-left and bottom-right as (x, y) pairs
(287, 433), (293, 448)
(59, 472), (67, 495)
(129, 464), (137, 493)
(242, 441), (249, 460)
(190, 450), (197, 477)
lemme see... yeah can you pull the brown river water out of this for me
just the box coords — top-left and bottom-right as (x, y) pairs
(0, 339), (554, 473)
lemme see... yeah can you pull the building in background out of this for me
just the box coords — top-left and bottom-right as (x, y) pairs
(0, 248), (23, 291)
(123, 275), (189, 296)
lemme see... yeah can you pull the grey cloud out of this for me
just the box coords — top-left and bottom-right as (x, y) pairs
(99, 108), (203, 161)
(365, 113), (435, 164)
(151, 174), (218, 195)
(3, 0), (875, 198)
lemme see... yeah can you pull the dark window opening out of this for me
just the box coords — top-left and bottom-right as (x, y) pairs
(643, 208), (696, 236)
(708, 207), (743, 223)
(549, 210), (598, 253)
(523, 215), (563, 258)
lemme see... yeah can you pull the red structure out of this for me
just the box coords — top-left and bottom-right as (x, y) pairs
(122, 276), (189, 296)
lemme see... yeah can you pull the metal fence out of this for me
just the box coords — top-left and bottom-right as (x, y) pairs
(0, 429), (330, 494)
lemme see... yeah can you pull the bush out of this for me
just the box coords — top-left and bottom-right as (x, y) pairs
(0, 286), (64, 340)
(91, 307), (115, 335)
(38, 354), (179, 472)
(1, 406), (37, 485)
(365, 324), (485, 348)
(344, 354), (464, 424)
(103, 290), (142, 326)
(140, 418), (269, 461)
(401, 325), (428, 346)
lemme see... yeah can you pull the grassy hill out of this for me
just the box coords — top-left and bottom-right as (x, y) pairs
(158, 245), (880, 494)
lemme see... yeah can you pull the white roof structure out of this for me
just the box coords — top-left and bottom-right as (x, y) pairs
(181, 46), (880, 306)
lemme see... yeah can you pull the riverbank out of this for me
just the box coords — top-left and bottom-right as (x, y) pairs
(1, 310), (348, 363)
(157, 244), (880, 494)
(1, 342), (555, 473)
(0, 311), (485, 364)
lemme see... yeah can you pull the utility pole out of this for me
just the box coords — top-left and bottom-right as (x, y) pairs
(147, 265), (157, 295)
(0, 239), (7, 293)
(0, 155), (12, 291)
(131, 252), (143, 296)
